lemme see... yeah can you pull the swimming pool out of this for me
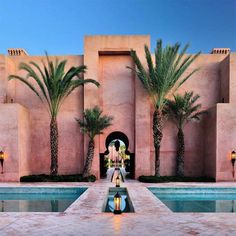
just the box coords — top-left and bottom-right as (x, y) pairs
(149, 187), (236, 213)
(0, 187), (87, 212)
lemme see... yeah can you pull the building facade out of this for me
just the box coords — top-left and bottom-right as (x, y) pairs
(0, 35), (235, 181)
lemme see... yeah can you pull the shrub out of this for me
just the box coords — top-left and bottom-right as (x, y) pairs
(20, 174), (96, 182)
(138, 175), (215, 183)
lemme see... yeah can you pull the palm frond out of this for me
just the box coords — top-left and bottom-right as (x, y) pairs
(8, 75), (43, 102)
(76, 106), (113, 139)
(8, 53), (99, 119)
(165, 91), (206, 128)
(129, 39), (200, 110)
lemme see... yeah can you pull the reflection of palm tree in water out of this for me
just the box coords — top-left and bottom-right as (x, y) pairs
(51, 200), (59, 212)
(1, 200), (4, 212)
(231, 200), (235, 212)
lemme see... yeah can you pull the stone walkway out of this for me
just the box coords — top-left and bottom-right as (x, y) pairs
(0, 181), (236, 235)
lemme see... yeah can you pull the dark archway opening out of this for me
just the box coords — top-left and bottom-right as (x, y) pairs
(100, 131), (135, 179)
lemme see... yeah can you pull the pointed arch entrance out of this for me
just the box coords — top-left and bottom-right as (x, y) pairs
(100, 131), (135, 179)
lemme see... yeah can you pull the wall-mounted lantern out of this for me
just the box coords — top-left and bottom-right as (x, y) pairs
(0, 150), (4, 174)
(231, 150), (236, 178)
(113, 192), (122, 214)
(115, 175), (120, 187)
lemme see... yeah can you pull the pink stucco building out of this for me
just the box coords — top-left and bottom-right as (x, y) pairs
(0, 35), (235, 182)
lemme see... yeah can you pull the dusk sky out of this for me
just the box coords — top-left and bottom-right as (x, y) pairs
(0, 0), (235, 55)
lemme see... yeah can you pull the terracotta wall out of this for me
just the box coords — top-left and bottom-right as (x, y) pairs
(98, 55), (135, 153)
(216, 104), (236, 181)
(84, 35), (151, 178)
(0, 104), (30, 181)
(229, 53), (236, 103)
(220, 56), (230, 103)
(203, 106), (217, 179)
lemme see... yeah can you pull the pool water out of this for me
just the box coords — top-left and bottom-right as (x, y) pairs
(149, 187), (236, 213)
(0, 187), (87, 212)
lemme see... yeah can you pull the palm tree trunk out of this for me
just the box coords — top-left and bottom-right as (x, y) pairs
(50, 117), (58, 175)
(153, 109), (163, 177)
(83, 139), (95, 178)
(177, 128), (184, 177)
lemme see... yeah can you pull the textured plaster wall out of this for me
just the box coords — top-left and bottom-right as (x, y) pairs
(84, 35), (151, 178)
(216, 104), (236, 181)
(203, 106), (217, 179)
(229, 53), (236, 103)
(220, 56), (230, 103)
(0, 104), (30, 181)
(98, 55), (135, 153)
(19, 105), (31, 177)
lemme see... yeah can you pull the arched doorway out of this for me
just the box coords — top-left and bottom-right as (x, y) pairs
(100, 131), (135, 179)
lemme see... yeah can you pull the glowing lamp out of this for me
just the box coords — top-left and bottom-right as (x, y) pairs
(231, 151), (236, 178)
(0, 151), (4, 159)
(113, 192), (122, 214)
(0, 151), (4, 174)
(115, 175), (120, 187)
(231, 151), (236, 160)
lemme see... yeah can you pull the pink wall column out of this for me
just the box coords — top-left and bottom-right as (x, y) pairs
(84, 35), (151, 178)
(220, 56), (230, 103)
(98, 55), (135, 153)
(0, 104), (30, 182)
(203, 106), (217, 179)
(229, 53), (236, 103)
(216, 104), (236, 181)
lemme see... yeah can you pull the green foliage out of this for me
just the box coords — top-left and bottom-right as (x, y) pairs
(128, 39), (200, 110)
(138, 175), (215, 183)
(165, 91), (206, 129)
(76, 106), (113, 139)
(20, 174), (96, 182)
(9, 54), (99, 118)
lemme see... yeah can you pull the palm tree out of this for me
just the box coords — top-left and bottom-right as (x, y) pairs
(9, 55), (99, 175)
(166, 91), (206, 177)
(76, 106), (113, 178)
(128, 39), (200, 176)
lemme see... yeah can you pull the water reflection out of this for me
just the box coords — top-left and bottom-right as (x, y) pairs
(161, 199), (236, 213)
(112, 214), (121, 234)
(1, 200), (4, 212)
(0, 199), (75, 212)
(51, 200), (59, 212)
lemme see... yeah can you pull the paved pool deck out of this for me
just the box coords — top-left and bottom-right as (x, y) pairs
(0, 180), (236, 236)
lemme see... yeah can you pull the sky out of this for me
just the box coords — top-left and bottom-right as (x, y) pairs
(0, 0), (235, 55)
